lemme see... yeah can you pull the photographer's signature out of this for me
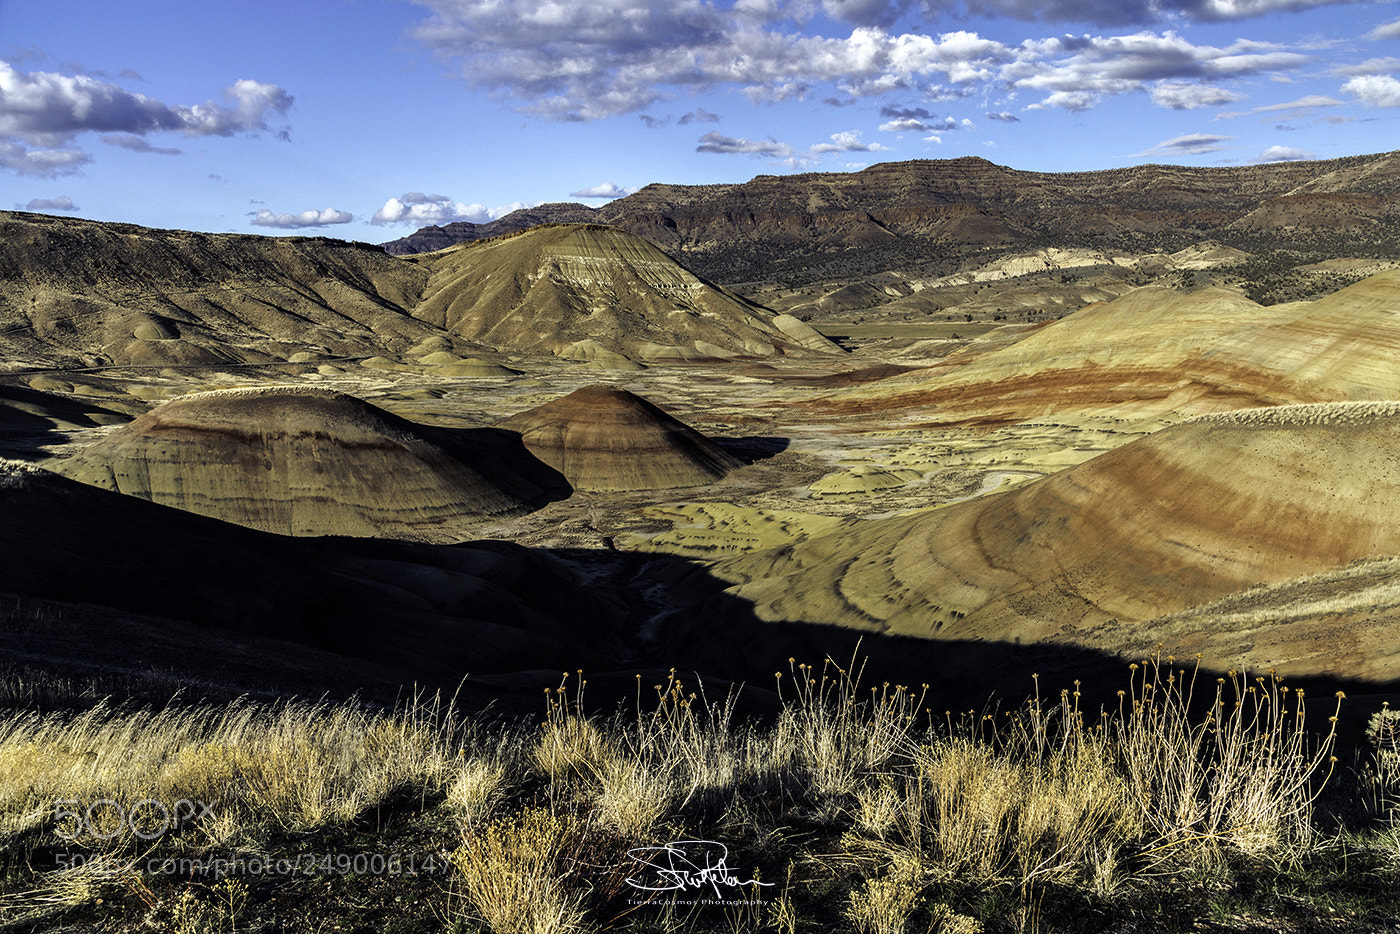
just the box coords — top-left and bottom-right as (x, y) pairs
(625, 840), (774, 899)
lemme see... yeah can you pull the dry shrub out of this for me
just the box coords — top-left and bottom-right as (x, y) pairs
(453, 808), (589, 934)
(448, 756), (512, 828)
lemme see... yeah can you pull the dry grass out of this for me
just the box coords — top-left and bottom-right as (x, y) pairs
(0, 652), (1372, 932)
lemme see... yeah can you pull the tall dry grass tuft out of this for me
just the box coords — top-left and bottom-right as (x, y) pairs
(1106, 654), (1340, 860)
(774, 655), (928, 801)
(0, 693), (461, 848)
(453, 808), (590, 934)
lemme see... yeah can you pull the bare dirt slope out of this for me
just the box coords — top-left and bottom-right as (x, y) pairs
(0, 211), (439, 369)
(818, 271), (1400, 422)
(406, 224), (836, 362)
(49, 387), (562, 539)
(714, 402), (1400, 683)
(498, 385), (743, 492)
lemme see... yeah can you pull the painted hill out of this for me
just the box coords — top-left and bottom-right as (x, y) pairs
(498, 385), (742, 492)
(405, 224), (836, 362)
(709, 402), (1400, 685)
(50, 387), (561, 539)
(815, 270), (1400, 423)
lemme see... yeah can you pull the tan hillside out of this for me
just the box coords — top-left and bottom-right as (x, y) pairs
(407, 224), (835, 362)
(50, 387), (560, 539)
(498, 385), (742, 492)
(822, 270), (1400, 422)
(0, 211), (442, 369)
(714, 401), (1400, 681)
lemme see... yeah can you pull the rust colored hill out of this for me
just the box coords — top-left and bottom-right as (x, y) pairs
(51, 387), (560, 539)
(407, 224), (829, 362)
(712, 402), (1400, 684)
(819, 270), (1400, 423)
(498, 385), (742, 492)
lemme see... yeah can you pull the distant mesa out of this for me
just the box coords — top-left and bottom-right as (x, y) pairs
(498, 385), (742, 492)
(408, 223), (832, 361)
(715, 401), (1400, 683)
(50, 387), (559, 539)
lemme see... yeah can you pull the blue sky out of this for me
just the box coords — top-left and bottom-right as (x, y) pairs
(2, 0), (1398, 243)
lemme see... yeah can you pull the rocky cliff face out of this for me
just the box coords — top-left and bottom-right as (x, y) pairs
(383, 152), (1400, 284)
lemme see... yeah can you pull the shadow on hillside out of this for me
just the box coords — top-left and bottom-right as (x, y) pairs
(3, 519), (1397, 753)
(711, 434), (790, 465)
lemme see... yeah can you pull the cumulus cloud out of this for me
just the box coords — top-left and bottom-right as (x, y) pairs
(0, 62), (292, 146)
(570, 182), (638, 198)
(22, 195), (77, 212)
(250, 208), (353, 229)
(925, 0), (1367, 24)
(0, 60), (291, 176)
(0, 140), (90, 177)
(404, 0), (1340, 122)
(1150, 82), (1246, 108)
(812, 130), (890, 152)
(986, 110), (1020, 121)
(877, 104), (962, 131)
(1007, 31), (1311, 111)
(1135, 132), (1234, 156)
(1254, 145), (1314, 161)
(100, 133), (182, 155)
(695, 131), (794, 156)
(371, 191), (533, 226)
(1343, 74), (1400, 107)
(407, 1), (1014, 119)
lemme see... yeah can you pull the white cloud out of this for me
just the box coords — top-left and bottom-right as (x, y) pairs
(1134, 132), (1234, 156)
(924, 0), (1360, 24)
(812, 130), (890, 152)
(570, 182), (638, 198)
(695, 131), (794, 156)
(100, 133), (182, 155)
(0, 61), (292, 146)
(403, 1), (1348, 122)
(879, 117), (930, 131)
(1150, 82), (1246, 108)
(22, 195), (77, 211)
(0, 140), (90, 177)
(1254, 145), (1314, 161)
(986, 110), (1020, 121)
(1343, 74), (1400, 107)
(1027, 90), (1099, 111)
(678, 107), (720, 124)
(1368, 18), (1400, 40)
(1248, 93), (1344, 112)
(370, 191), (533, 226)
(1334, 56), (1400, 77)
(1007, 31), (1311, 109)
(250, 208), (354, 229)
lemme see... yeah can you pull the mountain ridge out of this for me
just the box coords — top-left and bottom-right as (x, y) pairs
(382, 151), (1400, 284)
